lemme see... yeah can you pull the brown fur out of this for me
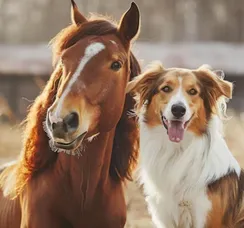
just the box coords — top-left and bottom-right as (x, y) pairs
(207, 171), (244, 228)
(194, 67), (232, 120)
(0, 2), (141, 227)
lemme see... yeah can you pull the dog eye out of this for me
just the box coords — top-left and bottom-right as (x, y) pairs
(111, 61), (122, 71)
(161, 86), (172, 93)
(188, 88), (198, 95)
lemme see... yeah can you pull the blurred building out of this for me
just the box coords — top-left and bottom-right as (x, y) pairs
(0, 0), (243, 44)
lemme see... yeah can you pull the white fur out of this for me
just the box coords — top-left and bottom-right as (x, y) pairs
(110, 40), (117, 45)
(87, 132), (100, 142)
(138, 114), (240, 228)
(163, 77), (192, 122)
(51, 42), (105, 120)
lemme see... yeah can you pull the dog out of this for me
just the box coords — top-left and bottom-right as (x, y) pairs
(126, 62), (244, 228)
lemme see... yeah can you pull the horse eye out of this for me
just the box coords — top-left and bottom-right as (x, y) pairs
(161, 86), (172, 93)
(188, 88), (198, 95)
(111, 61), (122, 71)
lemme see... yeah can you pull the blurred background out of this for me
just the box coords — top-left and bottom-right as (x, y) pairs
(0, 0), (243, 227)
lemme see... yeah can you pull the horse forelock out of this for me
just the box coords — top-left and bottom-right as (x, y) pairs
(50, 18), (118, 67)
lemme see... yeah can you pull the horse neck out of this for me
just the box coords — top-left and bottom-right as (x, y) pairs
(54, 129), (116, 193)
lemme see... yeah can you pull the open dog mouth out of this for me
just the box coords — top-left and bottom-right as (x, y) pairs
(54, 131), (87, 150)
(162, 115), (193, 143)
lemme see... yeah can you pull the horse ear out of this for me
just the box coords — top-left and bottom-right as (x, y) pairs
(118, 2), (140, 43)
(71, 0), (87, 25)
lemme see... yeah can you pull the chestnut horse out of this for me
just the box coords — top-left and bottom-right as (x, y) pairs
(0, 1), (141, 227)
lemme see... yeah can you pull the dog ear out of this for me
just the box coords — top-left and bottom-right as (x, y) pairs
(126, 62), (164, 109)
(198, 64), (213, 71)
(126, 61), (164, 94)
(126, 73), (144, 94)
(213, 69), (225, 79)
(215, 75), (233, 99)
(196, 67), (233, 99)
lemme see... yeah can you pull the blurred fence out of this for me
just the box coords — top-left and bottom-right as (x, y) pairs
(0, 42), (244, 121)
(0, 0), (243, 44)
(0, 0), (243, 121)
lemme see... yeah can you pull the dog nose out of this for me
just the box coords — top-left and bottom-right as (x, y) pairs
(48, 112), (79, 137)
(171, 104), (186, 118)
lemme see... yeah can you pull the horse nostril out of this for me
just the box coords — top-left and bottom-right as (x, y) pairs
(51, 122), (57, 131)
(49, 121), (66, 138)
(63, 112), (79, 132)
(47, 111), (79, 137)
(171, 104), (186, 118)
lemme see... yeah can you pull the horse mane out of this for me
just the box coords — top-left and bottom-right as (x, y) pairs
(14, 66), (61, 195)
(110, 53), (140, 181)
(12, 15), (140, 196)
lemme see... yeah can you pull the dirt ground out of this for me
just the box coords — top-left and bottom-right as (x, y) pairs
(0, 110), (244, 227)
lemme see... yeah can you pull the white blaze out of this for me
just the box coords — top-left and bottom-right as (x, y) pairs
(53, 42), (105, 119)
(163, 77), (192, 121)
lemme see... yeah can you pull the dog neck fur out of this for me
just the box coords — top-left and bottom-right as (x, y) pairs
(138, 112), (240, 227)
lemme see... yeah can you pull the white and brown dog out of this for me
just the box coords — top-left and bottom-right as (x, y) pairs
(127, 62), (244, 228)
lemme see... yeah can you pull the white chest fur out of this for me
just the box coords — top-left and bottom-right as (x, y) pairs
(138, 116), (240, 228)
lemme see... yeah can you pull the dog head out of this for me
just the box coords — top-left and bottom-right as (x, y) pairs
(127, 62), (232, 142)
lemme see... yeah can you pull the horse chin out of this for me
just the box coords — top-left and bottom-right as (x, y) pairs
(53, 131), (87, 151)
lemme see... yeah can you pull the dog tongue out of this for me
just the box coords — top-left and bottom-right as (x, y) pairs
(168, 121), (184, 142)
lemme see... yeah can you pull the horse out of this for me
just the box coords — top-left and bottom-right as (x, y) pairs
(0, 1), (141, 227)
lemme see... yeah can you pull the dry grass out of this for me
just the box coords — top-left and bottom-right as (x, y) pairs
(0, 123), (22, 163)
(0, 110), (244, 227)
